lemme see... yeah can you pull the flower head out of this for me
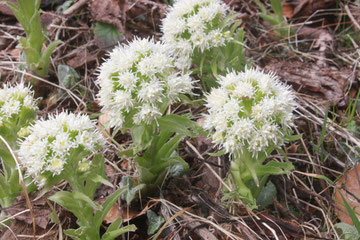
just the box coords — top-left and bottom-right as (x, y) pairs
(18, 112), (105, 186)
(161, 0), (232, 69)
(203, 68), (296, 156)
(97, 38), (195, 129)
(0, 82), (38, 127)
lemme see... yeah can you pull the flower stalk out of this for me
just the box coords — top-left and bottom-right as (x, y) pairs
(98, 38), (199, 198)
(203, 68), (297, 208)
(18, 112), (136, 239)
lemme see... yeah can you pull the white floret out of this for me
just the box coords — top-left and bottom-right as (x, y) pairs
(97, 38), (195, 128)
(18, 112), (105, 185)
(161, 0), (231, 58)
(204, 68), (296, 156)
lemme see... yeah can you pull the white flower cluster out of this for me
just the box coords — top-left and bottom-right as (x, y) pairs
(161, 0), (232, 69)
(203, 68), (296, 156)
(97, 38), (195, 128)
(0, 83), (38, 127)
(18, 112), (105, 186)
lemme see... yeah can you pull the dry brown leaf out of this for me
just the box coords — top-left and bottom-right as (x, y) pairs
(7, 198), (51, 229)
(122, 200), (155, 222)
(0, 0), (16, 16)
(291, 0), (336, 19)
(8, 48), (21, 58)
(89, 0), (125, 33)
(264, 59), (354, 106)
(66, 48), (97, 69)
(104, 202), (122, 224)
(287, 143), (300, 154)
(282, 2), (294, 19)
(333, 164), (360, 225)
(98, 112), (111, 139)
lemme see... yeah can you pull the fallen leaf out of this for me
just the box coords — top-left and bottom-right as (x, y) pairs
(7, 198), (51, 229)
(103, 202), (122, 224)
(333, 164), (360, 225)
(287, 143), (300, 153)
(94, 21), (123, 49)
(8, 48), (22, 58)
(66, 48), (97, 69)
(98, 111), (111, 139)
(264, 59), (354, 106)
(0, 0), (16, 16)
(282, 2), (294, 19)
(291, 0), (336, 19)
(89, 0), (125, 33)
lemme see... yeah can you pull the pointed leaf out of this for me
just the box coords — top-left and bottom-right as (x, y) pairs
(89, 174), (113, 187)
(72, 191), (102, 211)
(102, 224), (137, 240)
(146, 210), (165, 235)
(94, 187), (127, 229)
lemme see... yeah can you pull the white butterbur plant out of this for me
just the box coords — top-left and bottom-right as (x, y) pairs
(18, 112), (105, 187)
(204, 68), (297, 208)
(97, 38), (194, 130)
(0, 82), (38, 218)
(161, 0), (247, 90)
(18, 112), (136, 240)
(98, 38), (200, 197)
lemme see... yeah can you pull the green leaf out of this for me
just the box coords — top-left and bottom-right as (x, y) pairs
(57, 64), (79, 89)
(339, 193), (360, 232)
(28, 10), (44, 52)
(94, 187), (127, 229)
(156, 134), (184, 159)
(56, 0), (75, 14)
(256, 161), (294, 176)
(38, 40), (62, 76)
(126, 184), (145, 204)
(106, 217), (123, 233)
(48, 191), (86, 221)
(157, 114), (200, 137)
(72, 191), (102, 211)
(119, 176), (145, 204)
(270, 0), (283, 18)
(48, 207), (61, 225)
(89, 174), (113, 188)
(94, 22), (122, 49)
(146, 210), (165, 235)
(334, 222), (360, 240)
(207, 149), (226, 157)
(256, 181), (276, 209)
(117, 148), (135, 158)
(64, 229), (83, 240)
(131, 124), (155, 151)
(259, 13), (280, 26)
(168, 160), (189, 177)
(102, 224), (137, 240)
(284, 134), (302, 142)
(4, 2), (28, 34)
(22, 45), (41, 66)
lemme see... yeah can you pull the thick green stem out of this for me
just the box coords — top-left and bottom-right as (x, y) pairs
(230, 159), (254, 203)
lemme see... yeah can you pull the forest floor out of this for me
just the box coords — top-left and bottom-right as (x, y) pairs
(1, 0), (360, 239)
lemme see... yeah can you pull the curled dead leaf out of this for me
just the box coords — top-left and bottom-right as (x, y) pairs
(333, 164), (360, 225)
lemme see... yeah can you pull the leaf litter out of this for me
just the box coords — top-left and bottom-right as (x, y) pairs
(1, 0), (360, 239)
